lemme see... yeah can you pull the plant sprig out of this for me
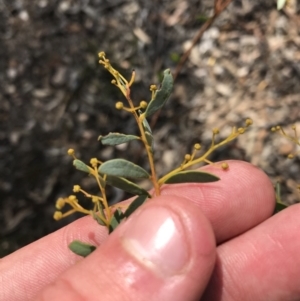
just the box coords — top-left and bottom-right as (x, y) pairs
(54, 52), (253, 257)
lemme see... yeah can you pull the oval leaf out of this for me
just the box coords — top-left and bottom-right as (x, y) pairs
(69, 240), (96, 257)
(109, 209), (124, 233)
(92, 211), (106, 226)
(163, 170), (219, 184)
(124, 195), (148, 218)
(145, 132), (154, 152)
(274, 201), (288, 214)
(105, 175), (150, 196)
(98, 133), (140, 145)
(98, 159), (150, 179)
(144, 69), (173, 117)
(73, 159), (91, 173)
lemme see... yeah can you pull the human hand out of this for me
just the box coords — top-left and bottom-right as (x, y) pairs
(1, 161), (300, 301)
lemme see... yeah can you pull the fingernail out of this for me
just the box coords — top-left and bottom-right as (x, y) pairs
(122, 206), (189, 276)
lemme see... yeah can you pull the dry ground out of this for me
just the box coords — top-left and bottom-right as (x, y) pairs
(1, 0), (300, 256)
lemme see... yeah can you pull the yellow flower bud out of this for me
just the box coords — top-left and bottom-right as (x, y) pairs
(150, 85), (157, 91)
(115, 102), (124, 110)
(221, 162), (229, 170)
(73, 185), (81, 193)
(68, 195), (77, 202)
(140, 101), (148, 109)
(90, 158), (98, 167)
(212, 128), (220, 135)
(67, 148), (75, 156)
(238, 128), (245, 134)
(184, 154), (191, 161)
(194, 143), (201, 150)
(53, 211), (63, 221)
(55, 198), (65, 210)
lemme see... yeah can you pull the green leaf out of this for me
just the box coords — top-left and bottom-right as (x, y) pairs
(109, 209), (124, 233)
(144, 69), (173, 117)
(73, 159), (91, 173)
(124, 195), (148, 218)
(140, 112), (152, 134)
(163, 170), (220, 184)
(274, 182), (288, 214)
(105, 175), (150, 196)
(98, 133), (140, 145)
(99, 159), (150, 179)
(139, 110), (154, 152)
(277, 0), (286, 10)
(92, 211), (106, 226)
(69, 240), (96, 257)
(274, 201), (288, 214)
(145, 132), (154, 152)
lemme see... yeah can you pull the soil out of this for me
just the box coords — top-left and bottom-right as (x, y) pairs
(1, 0), (300, 257)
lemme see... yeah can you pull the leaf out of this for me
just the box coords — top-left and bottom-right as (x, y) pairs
(144, 69), (173, 117)
(145, 132), (154, 152)
(98, 133), (140, 145)
(140, 111), (152, 134)
(109, 209), (124, 233)
(163, 170), (220, 184)
(139, 110), (154, 152)
(124, 195), (148, 218)
(92, 211), (106, 226)
(69, 240), (96, 258)
(274, 201), (288, 214)
(277, 0), (286, 10)
(98, 159), (150, 179)
(73, 159), (91, 173)
(105, 175), (150, 196)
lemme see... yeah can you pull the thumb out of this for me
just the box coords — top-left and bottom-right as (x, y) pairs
(35, 195), (216, 301)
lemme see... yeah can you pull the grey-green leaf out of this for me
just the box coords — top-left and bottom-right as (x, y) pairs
(92, 211), (106, 226)
(69, 240), (96, 257)
(140, 112), (152, 134)
(98, 133), (140, 146)
(109, 209), (124, 233)
(124, 195), (148, 218)
(106, 175), (150, 196)
(144, 69), (173, 117)
(73, 159), (91, 173)
(274, 201), (288, 214)
(163, 170), (219, 184)
(145, 132), (154, 152)
(98, 159), (150, 179)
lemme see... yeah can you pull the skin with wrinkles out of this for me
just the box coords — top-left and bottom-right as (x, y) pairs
(1, 160), (300, 301)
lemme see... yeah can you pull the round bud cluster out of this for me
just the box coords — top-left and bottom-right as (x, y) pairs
(194, 143), (201, 150)
(140, 101), (148, 109)
(115, 102), (124, 110)
(92, 196), (99, 203)
(68, 195), (77, 202)
(212, 128), (220, 135)
(55, 198), (65, 210)
(184, 154), (191, 161)
(238, 128), (245, 134)
(221, 162), (229, 170)
(73, 185), (81, 193)
(90, 158), (98, 167)
(150, 85), (157, 91)
(53, 211), (63, 221)
(67, 148), (75, 156)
